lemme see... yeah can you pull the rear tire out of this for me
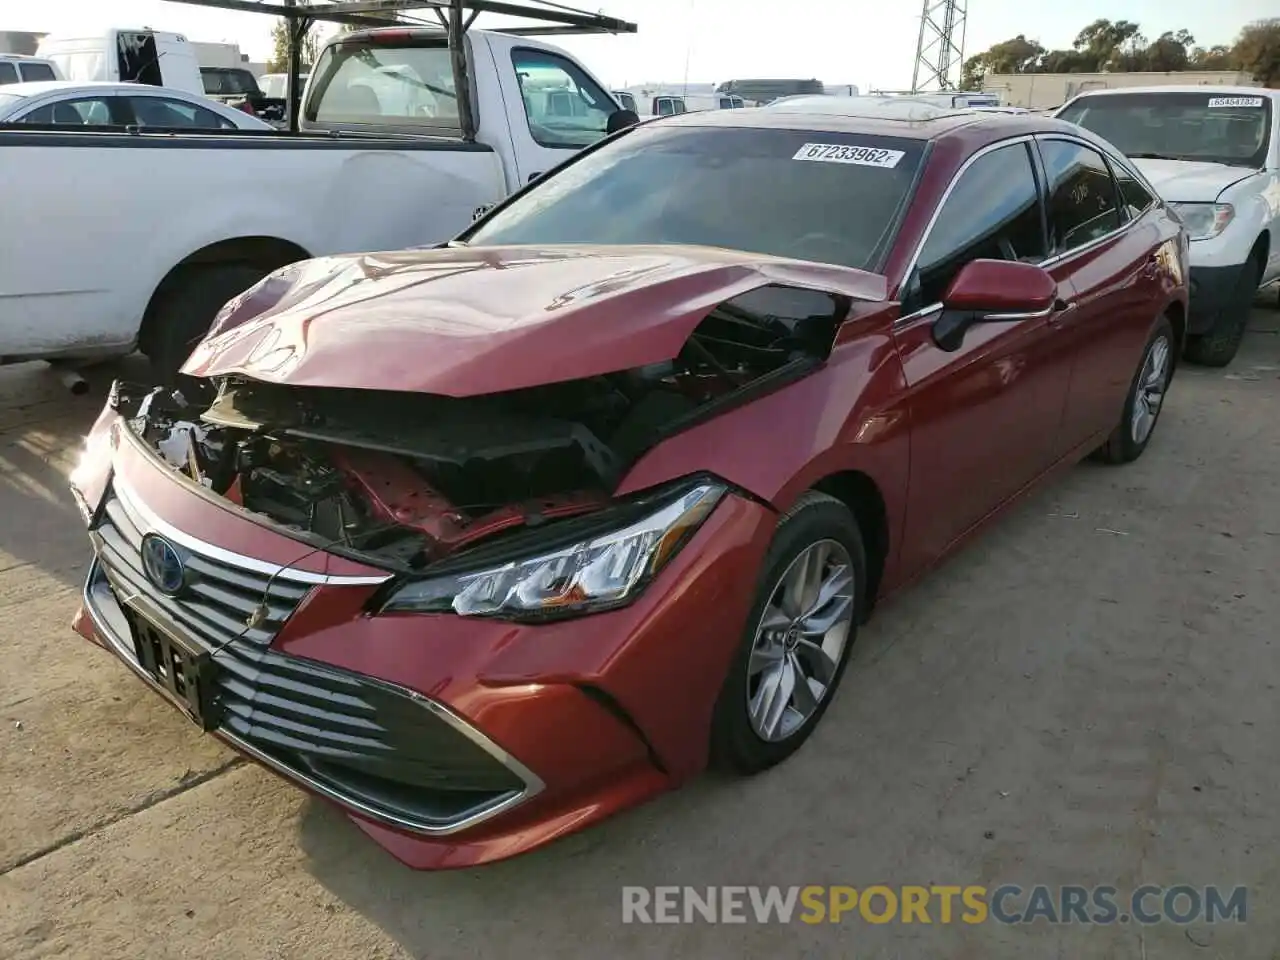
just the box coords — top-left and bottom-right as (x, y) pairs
(1095, 316), (1174, 465)
(145, 264), (268, 386)
(710, 491), (865, 775)
(1184, 251), (1261, 367)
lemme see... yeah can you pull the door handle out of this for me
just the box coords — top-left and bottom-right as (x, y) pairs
(528, 171), (543, 183)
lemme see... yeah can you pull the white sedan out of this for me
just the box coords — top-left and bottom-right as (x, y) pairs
(0, 80), (273, 130)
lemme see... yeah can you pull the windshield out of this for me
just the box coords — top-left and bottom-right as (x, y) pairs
(202, 68), (259, 95)
(464, 125), (926, 270)
(1058, 92), (1272, 168)
(260, 74), (307, 99)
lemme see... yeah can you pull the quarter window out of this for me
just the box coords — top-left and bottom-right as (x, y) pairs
(19, 62), (56, 82)
(511, 48), (614, 149)
(1111, 161), (1155, 222)
(907, 142), (1047, 310)
(1039, 139), (1122, 253)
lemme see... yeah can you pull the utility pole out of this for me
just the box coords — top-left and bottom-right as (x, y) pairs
(910, 0), (968, 93)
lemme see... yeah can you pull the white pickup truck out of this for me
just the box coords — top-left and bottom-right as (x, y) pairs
(1056, 86), (1280, 366)
(0, 24), (634, 378)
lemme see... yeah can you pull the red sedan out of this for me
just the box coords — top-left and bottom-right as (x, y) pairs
(69, 100), (1188, 868)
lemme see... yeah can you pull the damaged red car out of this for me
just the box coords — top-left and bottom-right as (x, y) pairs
(69, 102), (1189, 868)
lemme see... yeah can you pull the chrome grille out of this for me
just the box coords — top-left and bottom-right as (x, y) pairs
(92, 483), (311, 648)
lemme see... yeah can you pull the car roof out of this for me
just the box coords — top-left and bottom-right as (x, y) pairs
(0, 80), (201, 99)
(661, 98), (1081, 145)
(1066, 85), (1274, 99)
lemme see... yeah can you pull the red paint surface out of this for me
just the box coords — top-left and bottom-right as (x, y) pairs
(70, 112), (1190, 867)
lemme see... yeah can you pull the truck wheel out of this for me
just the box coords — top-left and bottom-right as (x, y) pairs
(1094, 316), (1174, 465)
(146, 264), (268, 385)
(1184, 251), (1261, 368)
(710, 491), (865, 775)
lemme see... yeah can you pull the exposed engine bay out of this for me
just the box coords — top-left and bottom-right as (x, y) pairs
(116, 284), (848, 569)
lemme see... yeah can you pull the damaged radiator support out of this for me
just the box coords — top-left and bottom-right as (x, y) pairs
(114, 282), (850, 566)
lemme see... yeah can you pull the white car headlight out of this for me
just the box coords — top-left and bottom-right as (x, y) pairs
(1169, 202), (1234, 241)
(379, 480), (726, 620)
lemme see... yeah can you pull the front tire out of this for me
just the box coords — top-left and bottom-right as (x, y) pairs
(710, 491), (865, 774)
(1184, 251), (1261, 367)
(1095, 316), (1174, 465)
(145, 264), (269, 386)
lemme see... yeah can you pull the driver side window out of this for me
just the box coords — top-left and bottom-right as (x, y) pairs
(511, 48), (614, 150)
(903, 142), (1047, 313)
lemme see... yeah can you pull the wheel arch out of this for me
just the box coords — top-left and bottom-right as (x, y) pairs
(807, 470), (890, 619)
(137, 236), (312, 356)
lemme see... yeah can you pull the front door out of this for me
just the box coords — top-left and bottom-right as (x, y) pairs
(892, 139), (1076, 572)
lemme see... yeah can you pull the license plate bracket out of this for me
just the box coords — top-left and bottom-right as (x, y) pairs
(124, 606), (222, 732)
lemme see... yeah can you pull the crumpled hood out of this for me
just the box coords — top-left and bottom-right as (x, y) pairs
(181, 244), (885, 396)
(1131, 158), (1260, 202)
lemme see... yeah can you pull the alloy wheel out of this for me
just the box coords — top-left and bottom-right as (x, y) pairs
(745, 539), (855, 742)
(1131, 334), (1171, 445)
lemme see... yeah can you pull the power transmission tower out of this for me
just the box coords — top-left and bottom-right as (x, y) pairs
(910, 0), (968, 93)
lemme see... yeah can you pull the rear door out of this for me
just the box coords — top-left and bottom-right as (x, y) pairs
(1032, 136), (1170, 454)
(892, 139), (1076, 569)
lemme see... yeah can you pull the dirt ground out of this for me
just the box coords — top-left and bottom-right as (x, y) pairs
(1, 295), (1278, 959)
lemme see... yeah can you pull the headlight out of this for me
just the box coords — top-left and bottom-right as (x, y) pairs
(1169, 202), (1234, 241)
(380, 481), (726, 620)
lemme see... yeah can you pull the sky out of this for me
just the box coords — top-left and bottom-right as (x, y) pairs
(3, 0), (1272, 91)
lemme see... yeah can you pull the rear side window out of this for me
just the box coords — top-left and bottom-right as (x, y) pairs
(907, 141), (1046, 309)
(0, 63), (17, 86)
(19, 62), (56, 82)
(1039, 139), (1122, 253)
(129, 97), (235, 129)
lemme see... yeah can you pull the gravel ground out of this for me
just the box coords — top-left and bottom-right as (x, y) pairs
(1, 294), (1278, 959)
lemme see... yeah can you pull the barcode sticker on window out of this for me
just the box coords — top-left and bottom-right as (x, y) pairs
(792, 143), (905, 168)
(1208, 96), (1264, 108)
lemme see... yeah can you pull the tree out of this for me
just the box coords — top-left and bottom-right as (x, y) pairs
(960, 34), (1045, 89)
(1141, 30), (1196, 72)
(1190, 44), (1237, 70)
(267, 17), (322, 71)
(1073, 19), (1143, 64)
(1232, 18), (1280, 86)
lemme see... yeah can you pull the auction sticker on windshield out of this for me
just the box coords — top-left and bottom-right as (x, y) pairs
(1208, 97), (1264, 108)
(792, 143), (905, 168)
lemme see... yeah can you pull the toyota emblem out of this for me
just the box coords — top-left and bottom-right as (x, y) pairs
(140, 533), (186, 597)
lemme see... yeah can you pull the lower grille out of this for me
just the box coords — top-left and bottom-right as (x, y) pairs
(85, 479), (538, 833)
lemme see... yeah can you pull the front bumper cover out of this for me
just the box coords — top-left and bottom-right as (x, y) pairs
(71, 423), (777, 867)
(1188, 264), (1247, 336)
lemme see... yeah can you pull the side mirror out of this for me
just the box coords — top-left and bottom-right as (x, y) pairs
(932, 259), (1057, 351)
(606, 108), (640, 134)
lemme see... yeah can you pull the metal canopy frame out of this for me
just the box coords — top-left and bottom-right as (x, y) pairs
(162, 0), (637, 134)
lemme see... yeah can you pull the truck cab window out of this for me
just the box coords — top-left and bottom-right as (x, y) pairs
(904, 142), (1047, 312)
(19, 63), (56, 83)
(0, 63), (17, 85)
(308, 42), (460, 132)
(511, 48), (614, 150)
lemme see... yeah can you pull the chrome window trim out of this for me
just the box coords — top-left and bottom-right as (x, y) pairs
(894, 132), (1141, 327)
(113, 449), (391, 587)
(81, 562), (545, 837)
